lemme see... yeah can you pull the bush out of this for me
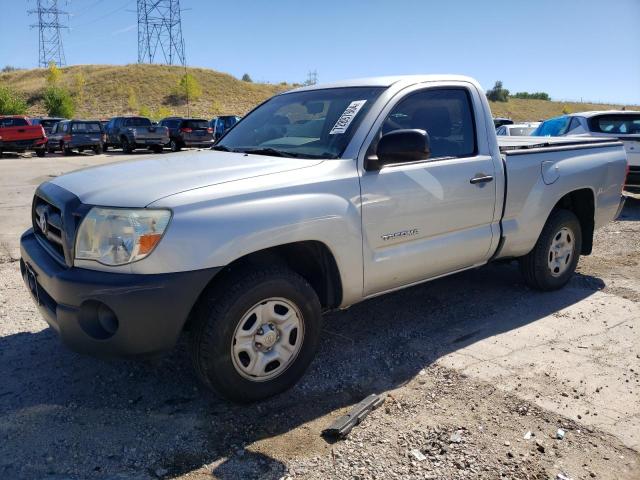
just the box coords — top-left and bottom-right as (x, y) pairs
(513, 91), (550, 101)
(178, 73), (202, 101)
(46, 61), (62, 85)
(562, 105), (571, 114)
(241, 73), (252, 82)
(1, 65), (21, 73)
(138, 105), (151, 118)
(127, 87), (138, 112)
(153, 106), (172, 121)
(43, 86), (75, 118)
(486, 80), (509, 102)
(0, 85), (28, 115)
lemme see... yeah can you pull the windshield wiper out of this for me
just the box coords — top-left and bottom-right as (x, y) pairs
(241, 147), (297, 158)
(212, 145), (236, 152)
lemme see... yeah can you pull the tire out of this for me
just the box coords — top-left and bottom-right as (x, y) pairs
(35, 148), (46, 158)
(93, 143), (103, 154)
(61, 142), (72, 156)
(103, 144), (109, 152)
(170, 139), (181, 152)
(121, 137), (133, 154)
(190, 266), (322, 403)
(519, 209), (582, 291)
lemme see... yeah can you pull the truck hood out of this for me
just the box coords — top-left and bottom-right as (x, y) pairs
(50, 150), (323, 207)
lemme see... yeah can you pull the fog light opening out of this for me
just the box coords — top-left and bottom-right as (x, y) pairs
(79, 300), (119, 340)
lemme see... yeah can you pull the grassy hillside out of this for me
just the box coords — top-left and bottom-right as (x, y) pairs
(488, 97), (637, 122)
(0, 64), (636, 121)
(0, 64), (291, 119)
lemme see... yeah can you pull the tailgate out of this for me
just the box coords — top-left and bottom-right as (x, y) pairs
(136, 126), (168, 139)
(0, 125), (44, 142)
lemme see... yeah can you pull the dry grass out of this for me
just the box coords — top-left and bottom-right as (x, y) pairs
(1, 64), (637, 121)
(0, 64), (291, 119)
(489, 97), (639, 122)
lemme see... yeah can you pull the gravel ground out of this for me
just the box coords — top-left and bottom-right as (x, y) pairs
(0, 152), (638, 479)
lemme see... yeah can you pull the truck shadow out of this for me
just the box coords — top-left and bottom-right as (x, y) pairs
(0, 259), (609, 479)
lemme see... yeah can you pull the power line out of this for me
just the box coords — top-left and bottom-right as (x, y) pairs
(28, 0), (69, 67)
(137, 0), (186, 66)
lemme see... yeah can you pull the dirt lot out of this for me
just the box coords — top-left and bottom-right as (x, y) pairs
(0, 151), (639, 480)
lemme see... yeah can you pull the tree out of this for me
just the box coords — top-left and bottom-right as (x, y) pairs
(1, 65), (20, 73)
(43, 86), (75, 118)
(513, 91), (550, 101)
(241, 73), (253, 82)
(0, 86), (28, 115)
(486, 80), (509, 102)
(177, 73), (202, 101)
(46, 61), (62, 85)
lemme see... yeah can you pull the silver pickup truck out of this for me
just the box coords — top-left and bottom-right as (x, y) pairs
(20, 75), (627, 402)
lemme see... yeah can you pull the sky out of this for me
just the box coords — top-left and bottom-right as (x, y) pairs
(1, 0), (639, 104)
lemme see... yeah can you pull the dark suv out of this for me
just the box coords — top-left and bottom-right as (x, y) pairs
(31, 117), (64, 136)
(210, 115), (241, 141)
(103, 116), (169, 154)
(47, 120), (105, 155)
(159, 117), (215, 151)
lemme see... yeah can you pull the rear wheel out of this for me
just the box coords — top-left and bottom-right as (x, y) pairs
(93, 143), (103, 154)
(519, 209), (582, 291)
(170, 139), (181, 152)
(190, 266), (322, 402)
(34, 148), (46, 158)
(121, 137), (133, 154)
(61, 142), (72, 156)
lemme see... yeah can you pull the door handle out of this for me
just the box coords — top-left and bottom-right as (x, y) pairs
(470, 174), (494, 184)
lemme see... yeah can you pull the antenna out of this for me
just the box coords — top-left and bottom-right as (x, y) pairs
(137, 0), (186, 66)
(29, 0), (69, 67)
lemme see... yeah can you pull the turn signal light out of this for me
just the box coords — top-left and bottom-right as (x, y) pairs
(138, 233), (163, 255)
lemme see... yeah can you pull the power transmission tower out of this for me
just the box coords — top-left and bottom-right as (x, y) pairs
(137, 0), (186, 66)
(29, 0), (69, 67)
(305, 70), (318, 86)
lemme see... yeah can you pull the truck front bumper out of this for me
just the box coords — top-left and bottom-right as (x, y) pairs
(20, 228), (221, 357)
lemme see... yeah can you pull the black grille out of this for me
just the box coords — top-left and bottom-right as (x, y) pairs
(31, 183), (89, 267)
(33, 195), (66, 262)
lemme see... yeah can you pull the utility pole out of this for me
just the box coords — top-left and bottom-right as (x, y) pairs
(29, 0), (68, 67)
(137, 0), (186, 66)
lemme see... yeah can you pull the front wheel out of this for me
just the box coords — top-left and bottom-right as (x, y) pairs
(34, 148), (46, 158)
(121, 138), (133, 154)
(170, 139), (181, 152)
(189, 266), (322, 402)
(519, 209), (582, 291)
(93, 143), (103, 154)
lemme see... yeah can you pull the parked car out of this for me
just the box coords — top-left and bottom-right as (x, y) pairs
(532, 111), (640, 190)
(0, 115), (47, 157)
(493, 117), (514, 128)
(158, 117), (215, 151)
(496, 122), (540, 136)
(210, 115), (241, 140)
(31, 117), (64, 136)
(103, 116), (169, 154)
(47, 120), (105, 155)
(20, 75), (627, 402)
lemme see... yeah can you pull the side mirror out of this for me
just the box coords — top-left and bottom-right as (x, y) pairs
(366, 129), (430, 170)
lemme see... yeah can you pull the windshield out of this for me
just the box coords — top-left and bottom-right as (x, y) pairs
(509, 126), (536, 136)
(0, 117), (29, 127)
(184, 119), (209, 129)
(217, 87), (384, 158)
(72, 122), (102, 133)
(588, 114), (640, 134)
(125, 117), (152, 127)
(531, 116), (570, 136)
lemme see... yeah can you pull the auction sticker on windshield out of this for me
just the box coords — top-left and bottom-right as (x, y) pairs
(329, 100), (367, 135)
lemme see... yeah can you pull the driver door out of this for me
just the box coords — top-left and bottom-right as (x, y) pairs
(360, 86), (498, 296)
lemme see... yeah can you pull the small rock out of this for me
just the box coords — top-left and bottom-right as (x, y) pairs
(524, 431), (532, 440)
(449, 432), (462, 444)
(409, 449), (426, 462)
(504, 441), (510, 446)
(556, 429), (565, 440)
(556, 474), (572, 480)
(536, 441), (546, 453)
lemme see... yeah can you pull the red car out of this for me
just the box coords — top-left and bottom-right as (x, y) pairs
(0, 116), (48, 157)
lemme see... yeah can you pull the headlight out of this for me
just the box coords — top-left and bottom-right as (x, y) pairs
(75, 208), (171, 266)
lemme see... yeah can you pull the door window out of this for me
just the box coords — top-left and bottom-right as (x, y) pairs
(375, 88), (477, 159)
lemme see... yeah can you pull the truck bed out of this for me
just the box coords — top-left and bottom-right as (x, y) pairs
(498, 135), (620, 153)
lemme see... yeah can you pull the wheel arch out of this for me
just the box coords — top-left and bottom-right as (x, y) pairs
(551, 188), (595, 255)
(183, 240), (343, 332)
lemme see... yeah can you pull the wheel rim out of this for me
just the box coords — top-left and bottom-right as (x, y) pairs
(231, 297), (304, 382)
(547, 227), (575, 277)
(171, 141), (177, 151)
